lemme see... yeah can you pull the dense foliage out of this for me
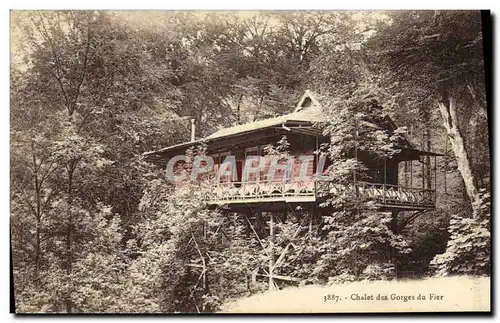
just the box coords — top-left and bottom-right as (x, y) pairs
(10, 10), (490, 312)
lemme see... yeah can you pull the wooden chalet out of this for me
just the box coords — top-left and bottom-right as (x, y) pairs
(143, 90), (440, 213)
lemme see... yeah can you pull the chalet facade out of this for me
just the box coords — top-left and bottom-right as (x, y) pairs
(143, 91), (440, 213)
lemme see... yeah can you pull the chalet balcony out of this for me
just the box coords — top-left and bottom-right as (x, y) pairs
(208, 178), (436, 211)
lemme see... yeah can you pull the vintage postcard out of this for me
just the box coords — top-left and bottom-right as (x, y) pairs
(10, 10), (491, 314)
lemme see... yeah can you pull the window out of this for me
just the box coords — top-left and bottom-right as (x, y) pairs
(244, 146), (260, 183)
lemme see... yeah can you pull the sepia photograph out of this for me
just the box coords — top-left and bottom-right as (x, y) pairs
(9, 9), (491, 314)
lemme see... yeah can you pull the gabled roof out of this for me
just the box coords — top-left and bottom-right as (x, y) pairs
(206, 105), (323, 140)
(143, 91), (325, 159)
(206, 90), (323, 140)
(142, 90), (442, 162)
(294, 89), (321, 112)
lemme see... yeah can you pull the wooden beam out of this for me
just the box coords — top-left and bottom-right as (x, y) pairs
(269, 213), (275, 291)
(243, 212), (270, 258)
(191, 233), (207, 291)
(272, 221), (305, 271)
(400, 210), (427, 229)
(257, 273), (302, 283)
(187, 263), (204, 269)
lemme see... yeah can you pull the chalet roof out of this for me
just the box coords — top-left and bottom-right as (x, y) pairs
(142, 90), (443, 162)
(206, 105), (323, 140)
(143, 91), (325, 159)
(142, 105), (323, 160)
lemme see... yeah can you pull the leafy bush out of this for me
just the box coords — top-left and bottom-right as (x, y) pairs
(431, 190), (490, 276)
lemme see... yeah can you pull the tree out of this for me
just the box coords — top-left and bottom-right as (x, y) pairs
(12, 10), (189, 312)
(365, 10), (488, 217)
(312, 78), (411, 283)
(365, 10), (490, 276)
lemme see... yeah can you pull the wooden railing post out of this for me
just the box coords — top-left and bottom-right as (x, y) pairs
(269, 213), (275, 291)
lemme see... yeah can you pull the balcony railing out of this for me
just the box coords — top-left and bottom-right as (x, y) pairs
(315, 180), (435, 208)
(208, 178), (436, 209)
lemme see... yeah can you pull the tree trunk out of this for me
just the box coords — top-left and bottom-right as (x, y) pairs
(65, 165), (73, 313)
(425, 128), (432, 190)
(65, 158), (78, 313)
(438, 96), (481, 216)
(268, 212), (274, 291)
(444, 137), (448, 194)
(391, 210), (399, 280)
(237, 94), (243, 125)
